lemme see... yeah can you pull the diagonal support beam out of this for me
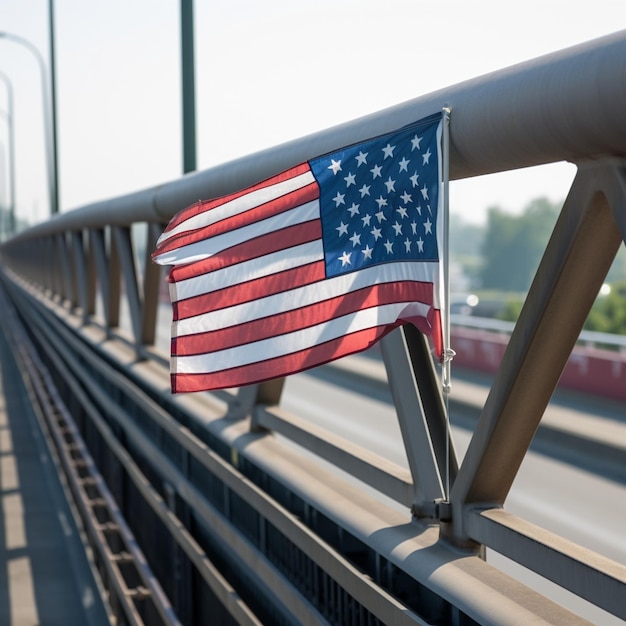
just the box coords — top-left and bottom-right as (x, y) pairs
(445, 161), (626, 545)
(381, 326), (458, 516)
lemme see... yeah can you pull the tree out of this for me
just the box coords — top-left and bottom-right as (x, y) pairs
(479, 197), (559, 292)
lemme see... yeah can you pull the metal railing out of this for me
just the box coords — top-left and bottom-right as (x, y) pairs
(1, 29), (626, 625)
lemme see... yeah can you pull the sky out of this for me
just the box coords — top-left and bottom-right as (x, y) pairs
(0, 0), (624, 227)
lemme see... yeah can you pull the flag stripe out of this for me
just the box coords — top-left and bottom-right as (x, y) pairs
(155, 178), (319, 261)
(174, 260), (327, 321)
(173, 281), (434, 356)
(156, 198), (320, 266)
(171, 325), (395, 393)
(170, 234), (324, 303)
(173, 300), (433, 375)
(157, 165), (315, 245)
(173, 260), (439, 336)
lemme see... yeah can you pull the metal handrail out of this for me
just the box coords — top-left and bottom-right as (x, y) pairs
(1, 29), (625, 243)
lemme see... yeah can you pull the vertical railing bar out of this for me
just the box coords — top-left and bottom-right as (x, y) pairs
(107, 227), (121, 330)
(113, 226), (142, 348)
(90, 228), (111, 328)
(57, 232), (73, 306)
(71, 230), (88, 320)
(141, 222), (164, 347)
(85, 230), (97, 317)
(48, 236), (62, 300)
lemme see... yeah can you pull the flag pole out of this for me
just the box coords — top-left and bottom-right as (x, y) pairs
(441, 107), (454, 500)
(441, 107), (454, 393)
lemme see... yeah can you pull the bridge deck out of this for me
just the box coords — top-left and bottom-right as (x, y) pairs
(0, 323), (110, 625)
(1, 312), (625, 625)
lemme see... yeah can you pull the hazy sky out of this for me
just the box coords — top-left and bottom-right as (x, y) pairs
(0, 1), (624, 225)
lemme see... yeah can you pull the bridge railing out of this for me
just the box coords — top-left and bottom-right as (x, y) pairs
(1, 29), (626, 625)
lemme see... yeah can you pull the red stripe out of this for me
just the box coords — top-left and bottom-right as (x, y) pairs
(155, 180), (319, 259)
(171, 324), (396, 393)
(173, 281), (435, 356)
(174, 260), (326, 321)
(162, 163), (312, 234)
(169, 220), (322, 284)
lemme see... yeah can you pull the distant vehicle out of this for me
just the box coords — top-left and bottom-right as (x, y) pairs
(450, 293), (479, 316)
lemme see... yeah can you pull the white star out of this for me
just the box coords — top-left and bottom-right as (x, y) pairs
(375, 195), (388, 209)
(336, 221), (348, 236)
(422, 148), (432, 165)
(392, 221), (403, 235)
(384, 240), (394, 254)
(400, 191), (412, 204)
(370, 164), (382, 179)
(420, 184), (429, 200)
(371, 226), (382, 240)
(339, 251), (352, 266)
(355, 151), (368, 166)
(382, 143), (395, 159)
(404, 238), (412, 252)
(375, 210), (387, 223)
(417, 237), (424, 253)
(398, 157), (410, 172)
(333, 191), (346, 206)
(411, 221), (418, 234)
(362, 244), (373, 260)
(344, 172), (356, 187)
(416, 205), (422, 216)
(359, 184), (371, 197)
(424, 218), (432, 234)
(362, 213), (372, 226)
(347, 202), (360, 217)
(384, 177), (396, 193)
(396, 206), (408, 219)
(411, 135), (422, 151)
(328, 159), (342, 174)
(410, 172), (420, 187)
(349, 231), (361, 247)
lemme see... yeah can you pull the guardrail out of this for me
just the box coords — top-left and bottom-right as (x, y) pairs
(1, 30), (626, 625)
(451, 314), (626, 402)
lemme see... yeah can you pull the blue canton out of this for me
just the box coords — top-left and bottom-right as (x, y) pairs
(309, 114), (441, 279)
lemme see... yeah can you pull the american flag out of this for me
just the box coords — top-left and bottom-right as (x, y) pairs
(153, 113), (445, 393)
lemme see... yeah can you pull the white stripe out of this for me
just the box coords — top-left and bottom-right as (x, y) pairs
(172, 240), (324, 302)
(157, 170), (316, 245)
(154, 199), (320, 266)
(174, 301), (432, 374)
(174, 260), (439, 336)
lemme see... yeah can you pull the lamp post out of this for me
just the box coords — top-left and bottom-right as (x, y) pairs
(181, 0), (197, 173)
(0, 70), (15, 235)
(0, 30), (58, 216)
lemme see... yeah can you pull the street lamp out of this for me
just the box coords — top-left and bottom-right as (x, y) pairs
(0, 70), (15, 235)
(0, 30), (59, 216)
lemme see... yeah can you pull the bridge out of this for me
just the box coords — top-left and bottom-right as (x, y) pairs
(1, 30), (626, 625)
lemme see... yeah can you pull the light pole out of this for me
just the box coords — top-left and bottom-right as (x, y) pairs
(0, 71), (15, 235)
(0, 30), (59, 216)
(181, 0), (197, 173)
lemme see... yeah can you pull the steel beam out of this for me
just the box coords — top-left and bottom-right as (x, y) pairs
(3, 30), (625, 241)
(445, 160), (626, 545)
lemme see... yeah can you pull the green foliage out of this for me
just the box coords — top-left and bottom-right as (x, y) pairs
(585, 282), (626, 334)
(448, 196), (626, 335)
(478, 198), (559, 292)
(496, 295), (525, 322)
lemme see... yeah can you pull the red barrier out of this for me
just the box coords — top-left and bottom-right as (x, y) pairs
(451, 326), (626, 403)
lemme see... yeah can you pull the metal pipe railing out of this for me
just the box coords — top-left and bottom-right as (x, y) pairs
(2, 29), (626, 243)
